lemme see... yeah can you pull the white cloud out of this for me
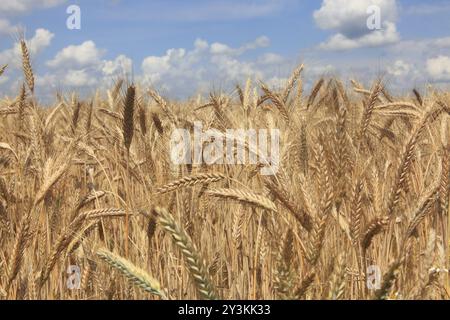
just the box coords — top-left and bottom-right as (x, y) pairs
(0, 28), (54, 68)
(211, 54), (260, 80)
(64, 69), (98, 87)
(35, 73), (56, 88)
(29, 28), (54, 52)
(210, 36), (270, 56)
(387, 60), (411, 76)
(314, 0), (397, 35)
(314, 0), (399, 50)
(36, 57), (133, 90)
(241, 35), (270, 51)
(390, 37), (450, 54)
(210, 43), (233, 55)
(194, 38), (209, 51)
(266, 76), (288, 88)
(427, 56), (450, 81)
(258, 53), (284, 65)
(385, 37), (450, 84)
(320, 21), (399, 50)
(142, 48), (186, 83)
(41, 41), (133, 89)
(102, 54), (133, 76)
(0, 37), (130, 92)
(138, 36), (288, 96)
(47, 41), (104, 68)
(309, 63), (336, 75)
(29, 36), (327, 97)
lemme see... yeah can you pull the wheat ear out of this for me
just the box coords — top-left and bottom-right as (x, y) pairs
(156, 173), (226, 194)
(17, 83), (26, 132)
(97, 248), (167, 299)
(350, 179), (363, 248)
(155, 207), (218, 300)
(6, 212), (33, 293)
(282, 63), (304, 103)
(361, 216), (389, 251)
(403, 182), (440, 246)
(0, 65), (7, 78)
(306, 78), (324, 109)
(261, 84), (290, 124)
(123, 84), (135, 152)
(38, 208), (125, 287)
(206, 188), (277, 212)
(148, 89), (177, 125)
(387, 103), (448, 216)
(20, 39), (34, 93)
(265, 179), (312, 231)
(359, 80), (383, 138)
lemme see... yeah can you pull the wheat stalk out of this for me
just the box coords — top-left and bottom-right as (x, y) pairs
(5, 212), (33, 293)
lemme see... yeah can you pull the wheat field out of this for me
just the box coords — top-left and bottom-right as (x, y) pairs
(0, 41), (449, 300)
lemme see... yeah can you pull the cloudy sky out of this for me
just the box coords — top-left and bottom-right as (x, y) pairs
(1, 0), (450, 101)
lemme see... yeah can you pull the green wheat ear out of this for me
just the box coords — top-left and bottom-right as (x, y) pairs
(155, 206), (219, 300)
(97, 248), (168, 299)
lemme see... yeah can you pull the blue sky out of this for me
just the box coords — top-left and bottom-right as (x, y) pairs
(1, 0), (450, 101)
